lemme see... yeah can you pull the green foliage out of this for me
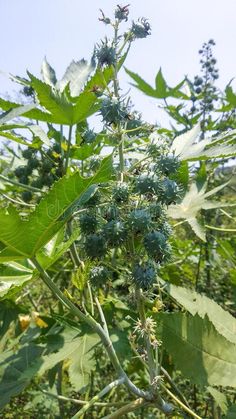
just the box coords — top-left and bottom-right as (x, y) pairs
(159, 312), (236, 387)
(0, 5), (236, 419)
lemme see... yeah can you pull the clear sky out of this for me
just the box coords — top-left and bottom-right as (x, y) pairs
(0, 0), (235, 124)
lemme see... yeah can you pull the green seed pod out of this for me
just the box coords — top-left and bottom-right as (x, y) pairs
(112, 182), (129, 204)
(79, 213), (98, 234)
(41, 160), (54, 173)
(81, 128), (96, 144)
(21, 191), (33, 202)
(22, 148), (34, 159)
(133, 261), (156, 289)
(160, 179), (180, 205)
(149, 202), (163, 221)
(100, 97), (128, 125)
(84, 234), (107, 259)
(89, 266), (110, 288)
(144, 231), (167, 262)
(95, 39), (116, 67)
(131, 18), (151, 39)
(103, 220), (126, 247)
(27, 157), (39, 170)
(135, 174), (159, 195)
(19, 176), (29, 185)
(15, 166), (27, 179)
(127, 209), (151, 233)
(31, 178), (44, 189)
(157, 154), (180, 176)
(84, 191), (101, 208)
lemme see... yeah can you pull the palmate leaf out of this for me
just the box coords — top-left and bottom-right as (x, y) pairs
(56, 59), (95, 97)
(0, 104), (36, 124)
(159, 312), (236, 388)
(163, 282), (236, 344)
(125, 67), (188, 99)
(0, 325), (99, 409)
(170, 124), (236, 161)
(207, 387), (228, 414)
(167, 181), (233, 241)
(0, 97), (57, 124)
(0, 155), (113, 260)
(41, 57), (57, 87)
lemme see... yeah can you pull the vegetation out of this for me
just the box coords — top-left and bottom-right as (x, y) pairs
(0, 5), (236, 418)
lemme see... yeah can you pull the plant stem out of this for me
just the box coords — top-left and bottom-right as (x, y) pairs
(56, 361), (65, 418)
(31, 257), (151, 401)
(161, 384), (202, 419)
(71, 377), (125, 418)
(103, 398), (148, 419)
(135, 287), (156, 384)
(160, 366), (190, 408)
(95, 296), (109, 336)
(37, 386), (127, 407)
(64, 125), (73, 173)
(0, 174), (42, 193)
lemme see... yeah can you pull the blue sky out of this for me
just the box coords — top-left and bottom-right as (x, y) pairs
(0, 0), (235, 124)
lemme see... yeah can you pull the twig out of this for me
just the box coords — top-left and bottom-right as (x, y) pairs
(95, 296), (109, 336)
(71, 377), (125, 418)
(161, 384), (202, 419)
(103, 397), (148, 419)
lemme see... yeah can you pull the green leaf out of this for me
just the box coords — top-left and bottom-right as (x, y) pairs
(0, 262), (33, 299)
(159, 312), (236, 387)
(155, 68), (168, 98)
(38, 329), (100, 393)
(41, 57), (57, 87)
(0, 97), (58, 124)
(225, 85), (236, 107)
(57, 59), (95, 97)
(0, 342), (45, 410)
(0, 155), (113, 258)
(207, 386), (228, 414)
(0, 104), (36, 124)
(124, 68), (157, 98)
(225, 405), (236, 418)
(28, 124), (50, 146)
(163, 282), (236, 344)
(28, 72), (74, 125)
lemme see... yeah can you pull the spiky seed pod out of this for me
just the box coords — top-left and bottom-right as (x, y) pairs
(41, 160), (54, 173)
(15, 166), (28, 179)
(95, 39), (116, 66)
(31, 178), (44, 189)
(21, 191), (33, 203)
(103, 220), (126, 246)
(41, 174), (55, 187)
(19, 176), (29, 185)
(89, 266), (110, 288)
(112, 182), (129, 203)
(79, 213), (98, 234)
(135, 174), (160, 195)
(133, 261), (156, 289)
(131, 18), (151, 39)
(22, 148), (35, 160)
(158, 221), (172, 238)
(27, 157), (39, 170)
(149, 202), (163, 221)
(89, 157), (101, 172)
(100, 97), (128, 125)
(157, 155), (180, 176)
(160, 179), (180, 205)
(81, 128), (96, 144)
(127, 209), (151, 233)
(144, 231), (168, 262)
(115, 4), (129, 21)
(84, 234), (107, 259)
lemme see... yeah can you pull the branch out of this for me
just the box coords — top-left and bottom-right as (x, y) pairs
(71, 377), (125, 418)
(32, 257), (151, 401)
(103, 398), (148, 419)
(161, 384), (202, 419)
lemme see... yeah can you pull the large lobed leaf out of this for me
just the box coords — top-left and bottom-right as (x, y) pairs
(159, 312), (236, 388)
(163, 282), (236, 344)
(0, 155), (113, 260)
